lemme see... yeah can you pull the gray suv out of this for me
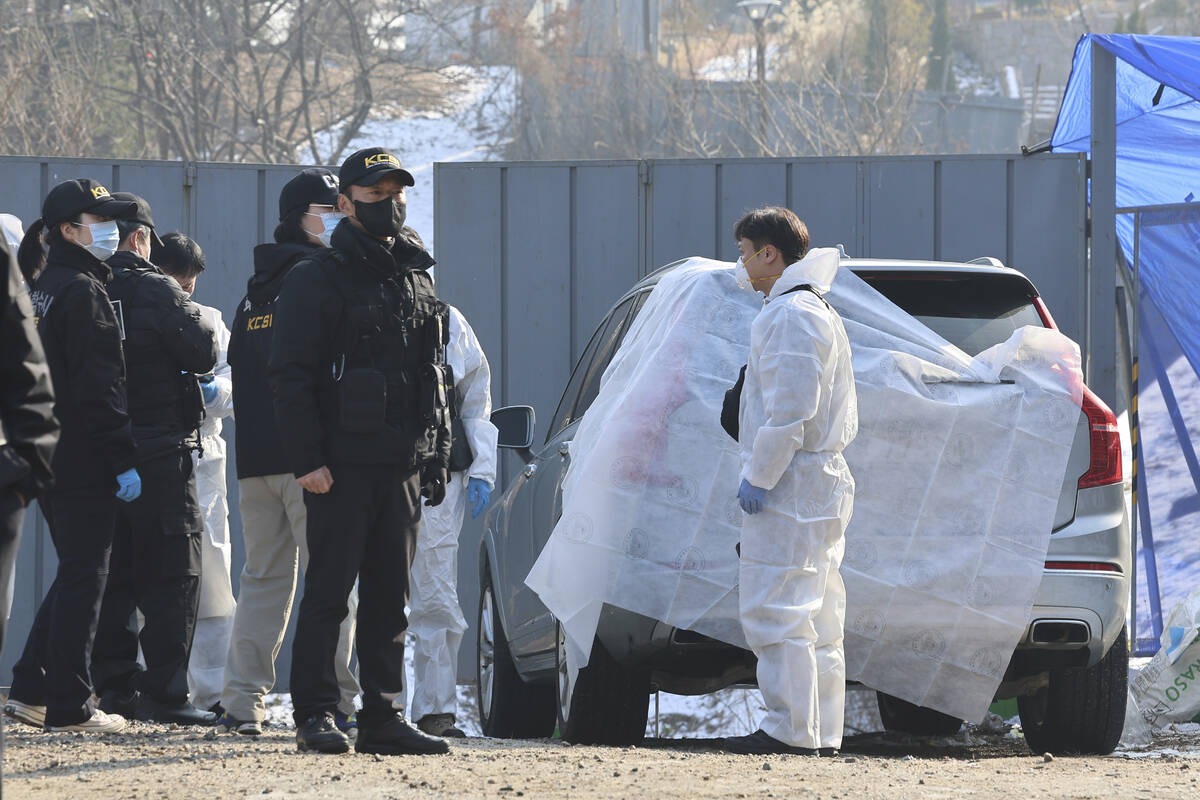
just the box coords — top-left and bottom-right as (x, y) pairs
(477, 257), (1130, 755)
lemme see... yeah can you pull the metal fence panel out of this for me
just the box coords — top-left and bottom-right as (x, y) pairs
(573, 165), (643, 361)
(718, 162), (790, 260)
(939, 160), (1008, 263)
(789, 160), (861, 254)
(650, 163), (718, 267)
(1011, 156), (1089, 355)
(866, 160), (937, 259)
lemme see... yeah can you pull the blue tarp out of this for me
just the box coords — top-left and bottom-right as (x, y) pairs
(1052, 34), (1200, 652)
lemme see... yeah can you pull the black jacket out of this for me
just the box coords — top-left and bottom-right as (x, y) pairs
(229, 242), (316, 479)
(105, 250), (217, 462)
(269, 220), (451, 477)
(0, 237), (58, 500)
(27, 242), (137, 490)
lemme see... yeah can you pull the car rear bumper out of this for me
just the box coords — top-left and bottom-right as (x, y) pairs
(1014, 482), (1130, 675)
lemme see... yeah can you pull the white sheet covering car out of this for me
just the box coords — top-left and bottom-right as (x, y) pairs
(526, 257), (1084, 725)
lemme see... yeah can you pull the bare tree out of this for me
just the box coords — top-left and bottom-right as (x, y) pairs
(0, 0), (476, 162)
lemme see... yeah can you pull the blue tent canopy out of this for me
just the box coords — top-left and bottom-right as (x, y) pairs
(1054, 34), (1200, 375)
(1053, 34), (1200, 653)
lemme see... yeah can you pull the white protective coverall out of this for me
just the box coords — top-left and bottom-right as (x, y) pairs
(187, 304), (236, 710)
(737, 248), (858, 750)
(408, 306), (498, 721)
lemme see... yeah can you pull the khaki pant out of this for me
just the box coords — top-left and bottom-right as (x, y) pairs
(222, 474), (359, 723)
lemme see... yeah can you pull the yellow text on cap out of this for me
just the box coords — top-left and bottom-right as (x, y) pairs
(363, 153), (400, 168)
(91, 185), (111, 199)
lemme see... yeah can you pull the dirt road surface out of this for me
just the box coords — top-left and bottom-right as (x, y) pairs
(3, 720), (1198, 800)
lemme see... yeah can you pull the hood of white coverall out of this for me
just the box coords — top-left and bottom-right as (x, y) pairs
(765, 247), (840, 301)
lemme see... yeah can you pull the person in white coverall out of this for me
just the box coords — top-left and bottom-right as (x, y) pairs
(409, 305), (497, 738)
(154, 233), (238, 713)
(723, 207), (858, 757)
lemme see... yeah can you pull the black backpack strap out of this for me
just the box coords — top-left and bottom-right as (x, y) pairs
(779, 283), (832, 309)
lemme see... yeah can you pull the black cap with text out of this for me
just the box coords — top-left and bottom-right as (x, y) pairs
(42, 179), (137, 228)
(338, 147), (415, 190)
(279, 168), (340, 219)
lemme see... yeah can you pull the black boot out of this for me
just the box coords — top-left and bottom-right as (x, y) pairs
(296, 712), (350, 754)
(721, 729), (819, 756)
(355, 714), (449, 756)
(136, 695), (218, 726)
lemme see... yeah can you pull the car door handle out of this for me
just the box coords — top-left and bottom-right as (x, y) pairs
(523, 464), (538, 478)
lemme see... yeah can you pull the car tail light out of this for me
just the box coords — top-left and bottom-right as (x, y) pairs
(1078, 388), (1122, 489)
(1044, 561), (1123, 572)
(1032, 296), (1058, 330)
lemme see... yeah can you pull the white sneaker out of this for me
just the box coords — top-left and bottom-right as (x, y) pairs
(46, 709), (127, 733)
(3, 699), (47, 728)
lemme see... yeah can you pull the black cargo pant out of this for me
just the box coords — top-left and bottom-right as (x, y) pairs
(0, 486), (24, 655)
(9, 487), (116, 726)
(290, 462), (421, 727)
(1, 487), (20, 761)
(91, 450), (203, 705)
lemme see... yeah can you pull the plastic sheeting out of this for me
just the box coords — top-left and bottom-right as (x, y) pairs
(526, 258), (1084, 722)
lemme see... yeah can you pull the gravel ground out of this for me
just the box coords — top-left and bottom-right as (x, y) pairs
(3, 718), (1198, 800)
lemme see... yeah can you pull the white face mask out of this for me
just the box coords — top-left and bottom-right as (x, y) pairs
(733, 246), (769, 292)
(74, 220), (120, 261)
(307, 211), (344, 247)
(733, 257), (753, 290)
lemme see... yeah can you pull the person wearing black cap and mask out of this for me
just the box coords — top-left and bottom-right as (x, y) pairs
(89, 192), (219, 727)
(3, 179), (139, 735)
(270, 148), (452, 755)
(218, 168), (362, 738)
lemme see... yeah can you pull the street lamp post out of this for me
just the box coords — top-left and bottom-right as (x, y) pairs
(736, 0), (780, 154)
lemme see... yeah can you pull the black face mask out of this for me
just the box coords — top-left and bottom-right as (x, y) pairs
(354, 197), (406, 239)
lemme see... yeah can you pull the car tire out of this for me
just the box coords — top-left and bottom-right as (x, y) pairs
(876, 692), (963, 736)
(1017, 626), (1128, 755)
(556, 622), (651, 745)
(476, 570), (556, 738)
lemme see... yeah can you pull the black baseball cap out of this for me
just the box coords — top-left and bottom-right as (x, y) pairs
(279, 168), (340, 219)
(111, 192), (165, 249)
(42, 179), (136, 228)
(338, 147), (415, 190)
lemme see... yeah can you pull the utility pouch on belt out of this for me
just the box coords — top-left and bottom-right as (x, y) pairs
(445, 365), (475, 473)
(338, 367), (388, 433)
(0, 444), (30, 491)
(418, 363), (448, 429)
(721, 364), (747, 442)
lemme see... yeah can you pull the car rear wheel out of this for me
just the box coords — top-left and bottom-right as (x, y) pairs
(555, 622), (651, 745)
(1017, 626), (1128, 755)
(876, 692), (964, 736)
(476, 571), (556, 738)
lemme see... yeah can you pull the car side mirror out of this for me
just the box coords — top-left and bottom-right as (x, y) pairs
(492, 405), (536, 464)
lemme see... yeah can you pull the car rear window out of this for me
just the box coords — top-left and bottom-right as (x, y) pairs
(855, 271), (1046, 356)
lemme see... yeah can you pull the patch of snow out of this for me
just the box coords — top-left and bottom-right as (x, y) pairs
(697, 45), (783, 82)
(315, 66), (515, 253)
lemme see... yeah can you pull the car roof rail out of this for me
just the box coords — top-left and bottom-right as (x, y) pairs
(967, 256), (1005, 267)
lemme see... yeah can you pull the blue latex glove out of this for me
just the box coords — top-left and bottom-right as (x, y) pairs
(468, 478), (491, 519)
(738, 479), (766, 515)
(115, 468), (142, 503)
(200, 378), (219, 404)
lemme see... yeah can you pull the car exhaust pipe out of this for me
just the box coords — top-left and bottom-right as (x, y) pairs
(1030, 619), (1091, 646)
